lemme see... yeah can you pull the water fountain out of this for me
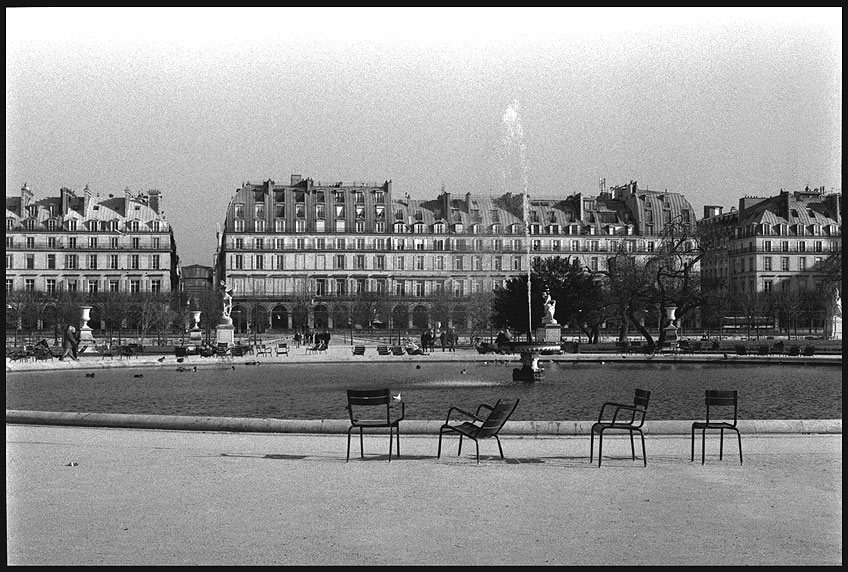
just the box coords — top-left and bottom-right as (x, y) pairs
(496, 99), (561, 380)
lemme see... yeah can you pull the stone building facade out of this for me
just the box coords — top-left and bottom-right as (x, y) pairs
(214, 176), (697, 335)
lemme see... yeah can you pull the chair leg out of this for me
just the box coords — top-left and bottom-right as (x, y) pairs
(597, 428), (604, 467)
(719, 428), (725, 460)
(395, 424), (401, 458)
(495, 435), (504, 460)
(701, 428), (707, 465)
(388, 427), (393, 463)
(639, 431), (647, 467)
(589, 429), (595, 463)
(690, 425), (695, 462)
(475, 441), (480, 464)
(735, 429), (743, 465)
(629, 431), (636, 461)
(437, 430), (444, 459)
(346, 428), (352, 462)
(457, 435), (463, 457)
(359, 428), (364, 459)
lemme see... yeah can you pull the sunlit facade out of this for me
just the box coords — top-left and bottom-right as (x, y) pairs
(698, 187), (842, 296)
(5, 183), (179, 296)
(214, 176), (697, 334)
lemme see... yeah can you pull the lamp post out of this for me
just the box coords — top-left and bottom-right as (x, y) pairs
(348, 319), (353, 346)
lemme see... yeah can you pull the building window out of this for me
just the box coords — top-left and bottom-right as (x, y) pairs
(88, 254), (98, 269)
(453, 256), (463, 271)
(415, 255), (425, 270)
(355, 255), (365, 270)
(68, 237), (77, 248)
(109, 255), (118, 270)
(6, 254), (13, 269)
(151, 255), (160, 270)
(763, 279), (773, 293)
(131, 255), (140, 270)
(799, 257), (807, 271)
(415, 281), (425, 297)
(395, 256), (405, 270)
(512, 256), (522, 271)
(46, 279), (57, 295)
(49, 237), (57, 249)
(234, 203), (245, 218)
(67, 280), (78, 292)
(132, 237), (140, 249)
(781, 257), (790, 271)
(473, 256), (483, 271)
(88, 280), (98, 295)
(109, 280), (119, 293)
(65, 254), (78, 269)
(25, 278), (35, 292)
(375, 255), (385, 270)
(26, 254), (35, 269)
(89, 237), (98, 249)
(435, 256), (444, 271)
(589, 257), (599, 271)
(335, 254), (346, 269)
(494, 256), (503, 271)
(234, 255), (243, 270)
(255, 255), (264, 270)
(764, 257), (772, 272)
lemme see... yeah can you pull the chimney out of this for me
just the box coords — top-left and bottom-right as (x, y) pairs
(291, 174), (302, 186)
(147, 189), (161, 213)
(703, 205), (723, 218)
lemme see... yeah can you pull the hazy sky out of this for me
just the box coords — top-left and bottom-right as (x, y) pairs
(6, 7), (842, 266)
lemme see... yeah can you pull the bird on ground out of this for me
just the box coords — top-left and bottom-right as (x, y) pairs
(723, 353), (729, 359)
(157, 356), (165, 362)
(134, 374), (143, 378)
(85, 372), (95, 378)
(460, 368), (467, 374)
(415, 364), (421, 369)
(176, 357), (184, 363)
(392, 393), (402, 401)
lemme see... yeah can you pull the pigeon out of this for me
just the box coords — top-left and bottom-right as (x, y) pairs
(157, 356), (165, 362)
(392, 393), (402, 401)
(176, 357), (184, 363)
(65, 462), (78, 467)
(85, 372), (95, 378)
(134, 374), (143, 378)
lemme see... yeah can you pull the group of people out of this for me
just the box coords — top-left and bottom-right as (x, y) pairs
(292, 330), (331, 348)
(419, 327), (457, 353)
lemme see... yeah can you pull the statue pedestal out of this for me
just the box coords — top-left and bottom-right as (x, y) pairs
(216, 325), (234, 347)
(535, 325), (562, 343)
(827, 316), (842, 340)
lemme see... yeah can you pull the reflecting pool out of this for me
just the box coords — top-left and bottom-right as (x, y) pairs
(6, 361), (841, 421)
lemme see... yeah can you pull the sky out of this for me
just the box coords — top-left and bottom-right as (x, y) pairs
(6, 7), (842, 267)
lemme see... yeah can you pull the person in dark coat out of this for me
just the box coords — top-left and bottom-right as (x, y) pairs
(61, 325), (79, 360)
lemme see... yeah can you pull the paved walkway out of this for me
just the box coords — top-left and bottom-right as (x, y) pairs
(6, 424), (842, 566)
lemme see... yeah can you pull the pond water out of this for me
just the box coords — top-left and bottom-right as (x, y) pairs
(5, 361), (841, 421)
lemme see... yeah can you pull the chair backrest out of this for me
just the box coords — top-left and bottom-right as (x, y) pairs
(476, 399), (520, 439)
(346, 388), (392, 423)
(704, 390), (738, 425)
(633, 388), (651, 410)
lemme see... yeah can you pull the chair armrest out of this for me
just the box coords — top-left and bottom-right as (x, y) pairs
(474, 403), (495, 417)
(390, 400), (405, 422)
(445, 406), (483, 424)
(609, 404), (645, 425)
(597, 401), (628, 423)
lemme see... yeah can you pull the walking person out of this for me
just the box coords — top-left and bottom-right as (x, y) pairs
(447, 328), (456, 352)
(61, 325), (79, 361)
(439, 329), (446, 352)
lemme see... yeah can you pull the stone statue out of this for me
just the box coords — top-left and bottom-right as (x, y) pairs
(220, 280), (234, 320)
(835, 288), (842, 317)
(542, 290), (558, 325)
